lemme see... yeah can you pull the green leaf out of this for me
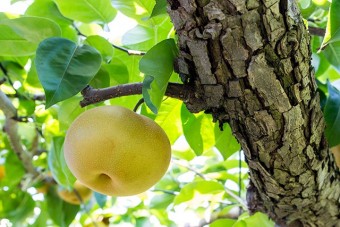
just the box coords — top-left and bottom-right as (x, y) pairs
(26, 58), (42, 88)
(324, 81), (340, 147)
(323, 41), (340, 71)
(102, 57), (129, 85)
(85, 35), (114, 63)
(122, 18), (174, 50)
(181, 104), (204, 156)
(25, 0), (72, 26)
(155, 99), (183, 144)
(142, 75), (159, 114)
(0, 17), (61, 56)
(233, 220), (247, 227)
(0, 190), (35, 224)
(122, 24), (154, 46)
(0, 16), (61, 42)
(150, 0), (167, 18)
(237, 212), (274, 227)
(48, 137), (76, 189)
(214, 123), (241, 160)
(25, 0), (78, 41)
(3, 150), (25, 187)
(149, 193), (175, 209)
(46, 188), (80, 227)
(54, 0), (117, 23)
(298, 0), (317, 19)
(181, 104), (217, 155)
(111, 0), (155, 22)
(90, 67), (111, 88)
(321, 0), (340, 49)
(140, 39), (178, 113)
(30, 201), (49, 227)
(58, 96), (85, 131)
(210, 219), (237, 227)
(35, 37), (102, 108)
(174, 181), (225, 205)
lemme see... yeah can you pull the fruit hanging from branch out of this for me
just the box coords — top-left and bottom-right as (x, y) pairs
(64, 105), (171, 196)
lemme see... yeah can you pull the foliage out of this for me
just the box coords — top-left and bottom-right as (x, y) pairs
(0, 0), (339, 226)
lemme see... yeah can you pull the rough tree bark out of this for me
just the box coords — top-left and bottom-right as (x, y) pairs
(166, 0), (340, 226)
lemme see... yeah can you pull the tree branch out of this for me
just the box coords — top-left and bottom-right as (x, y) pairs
(80, 82), (191, 107)
(0, 90), (38, 177)
(308, 26), (325, 37)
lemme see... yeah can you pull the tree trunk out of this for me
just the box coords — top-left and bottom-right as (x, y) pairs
(167, 0), (340, 226)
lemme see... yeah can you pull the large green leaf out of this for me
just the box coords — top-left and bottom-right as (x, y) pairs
(90, 67), (111, 88)
(35, 37), (102, 108)
(321, 0), (340, 49)
(54, 0), (117, 23)
(142, 75), (160, 113)
(25, 0), (78, 41)
(181, 104), (218, 156)
(46, 188), (80, 227)
(47, 137), (76, 189)
(25, 0), (71, 26)
(181, 105), (204, 156)
(140, 39), (178, 113)
(0, 190), (35, 224)
(214, 123), (241, 160)
(122, 17), (174, 50)
(122, 24), (154, 46)
(0, 17), (61, 56)
(323, 41), (340, 71)
(3, 150), (25, 187)
(102, 57), (129, 85)
(324, 81), (340, 147)
(58, 96), (85, 131)
(111, 0), (155, 22)
(149, 193), (175, 209)
(210, 219), (237, 227)
(155, 99), (183, 144)
(85, 35), (114, 63)
(234, 212), (274, 227)
(30, 201), (49, 227)
(150, 0), (167, 18)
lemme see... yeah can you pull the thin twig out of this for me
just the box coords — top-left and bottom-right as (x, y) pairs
(80, 82), (190, 107)
(0, 63), (24, 99)
(0, 63), (14, 89)
(32, 94), (46, 101)
(171, 159), (248, 210)
(111, 44), (145, 56)
(73, 23), (145, 56)
(151, 189), (179, 195)
(171, 159), (207, 179)
(308, 26), (325, 37)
